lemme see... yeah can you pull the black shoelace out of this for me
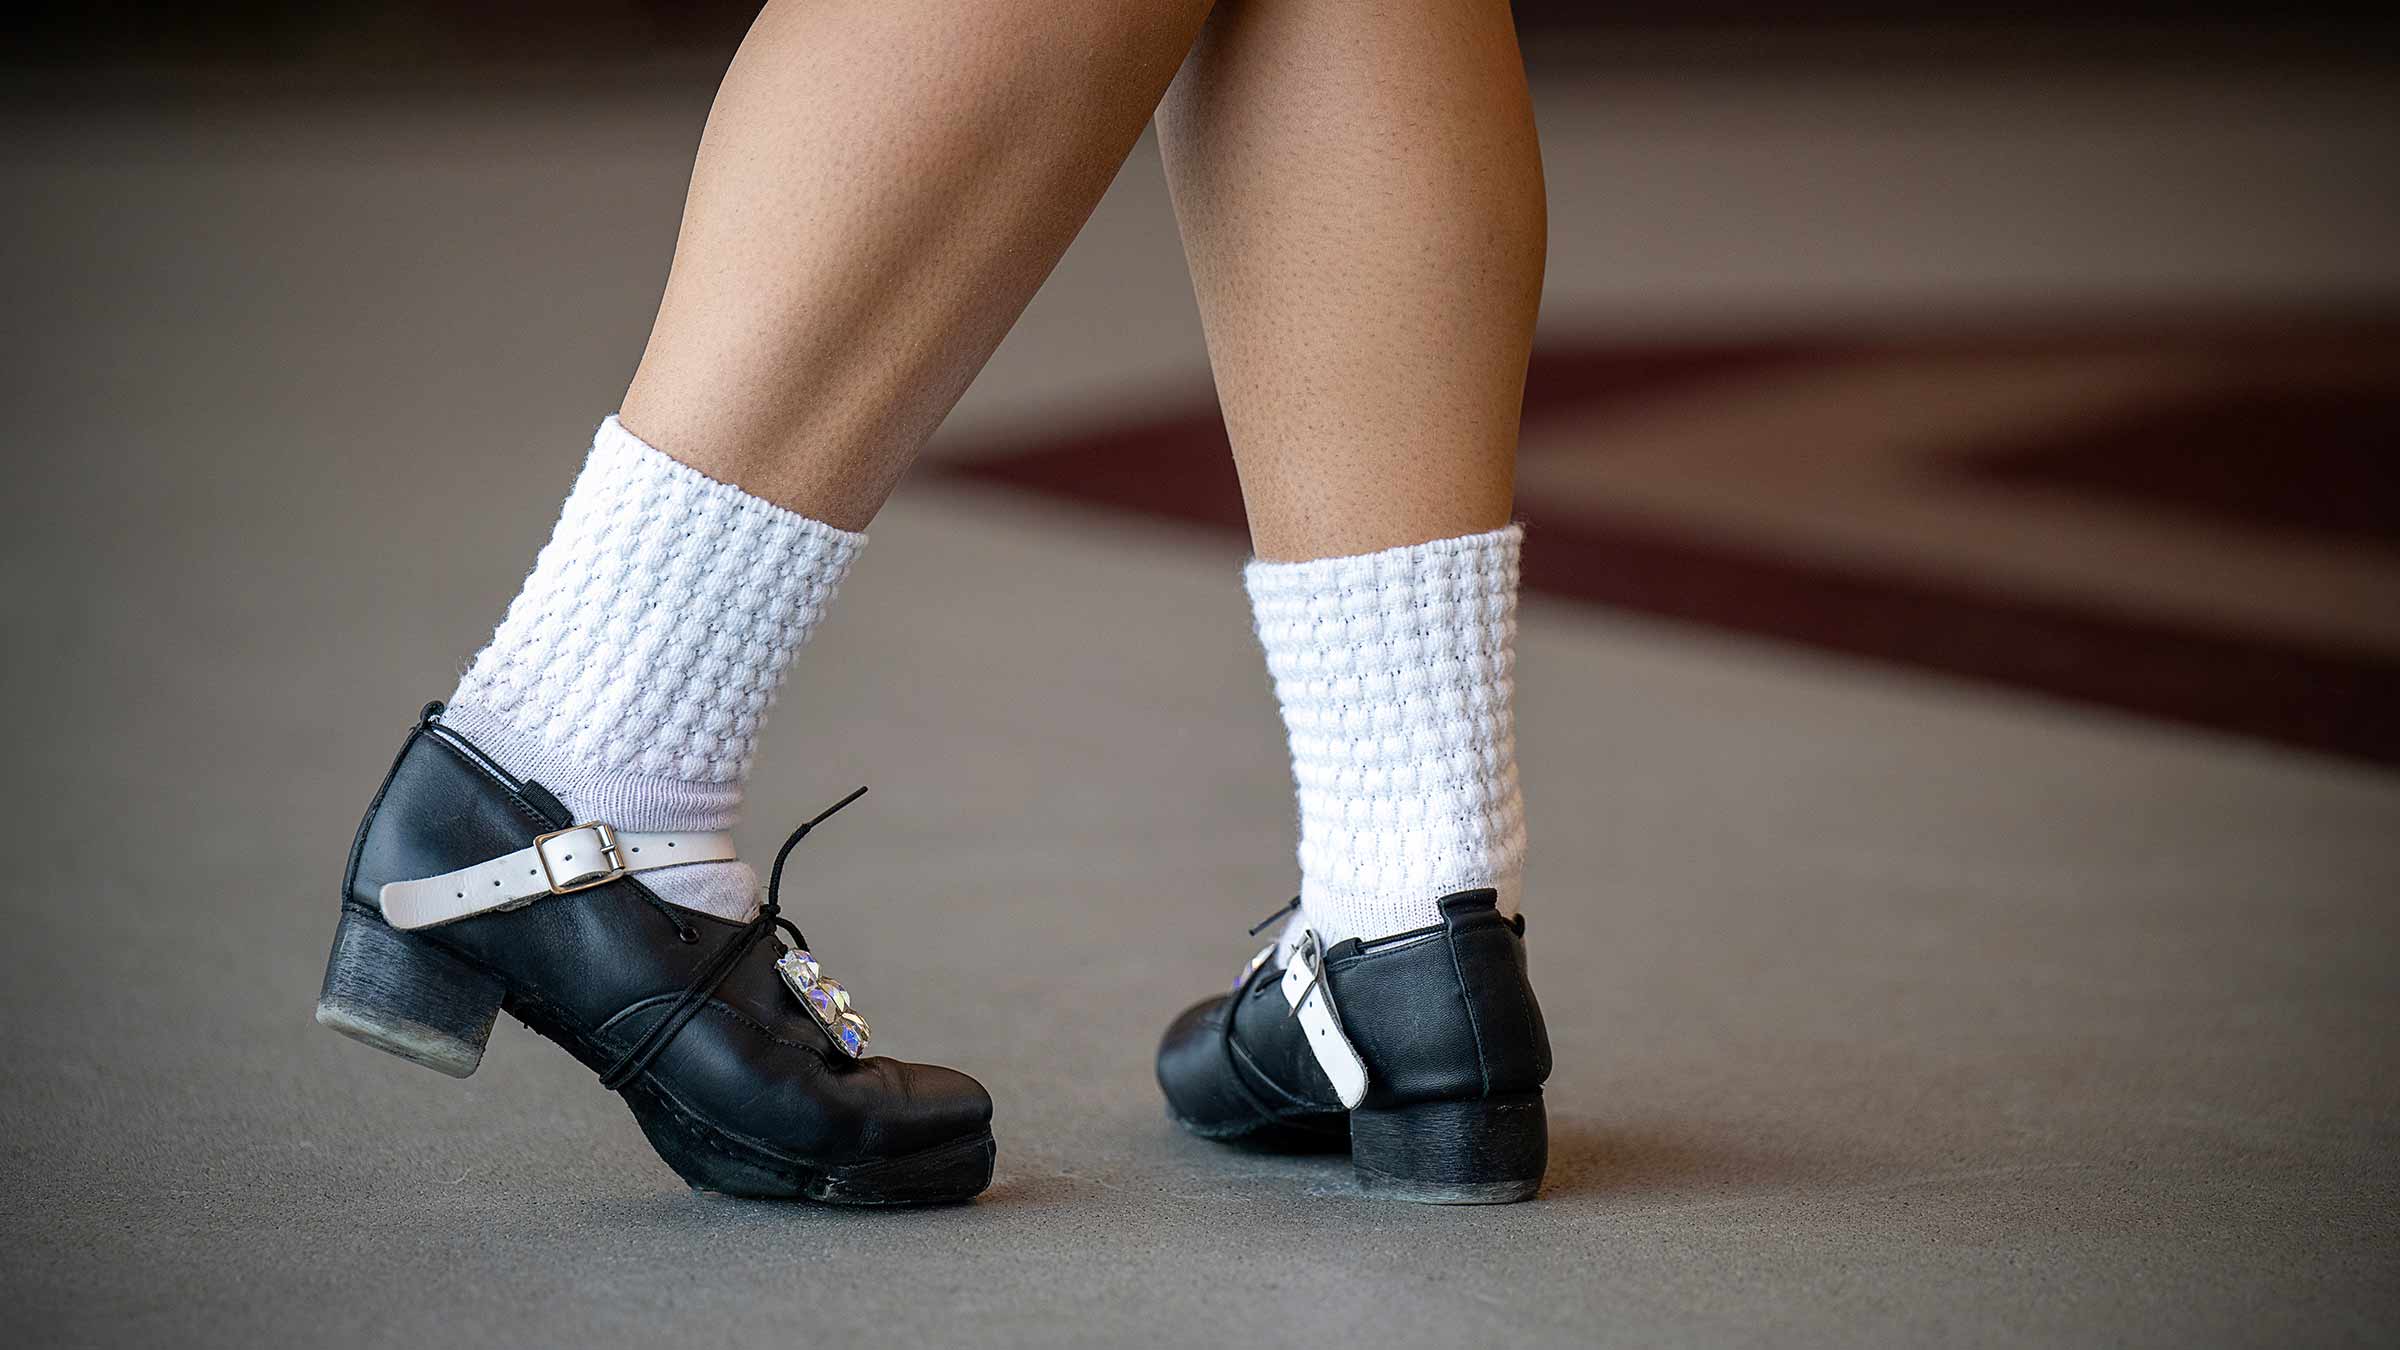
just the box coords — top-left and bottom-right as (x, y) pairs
(1249, 895), (1300, 937)
(597, 786), (870, 1092)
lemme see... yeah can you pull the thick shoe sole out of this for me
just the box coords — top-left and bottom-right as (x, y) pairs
(1171, 1092), (1548, 1203)
(1168, 1109), (1351, 1154)
(315, 906), (993, 1205)
(1349, 1092), (1547, 1205)
(627, 1081), (996, 1205)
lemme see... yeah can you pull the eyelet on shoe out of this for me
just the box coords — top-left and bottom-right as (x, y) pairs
(676, 925), (700, 944)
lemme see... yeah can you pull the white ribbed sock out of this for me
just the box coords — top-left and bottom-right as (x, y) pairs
(1246, 524), (1527, 949)
(439, 416), (863, 923)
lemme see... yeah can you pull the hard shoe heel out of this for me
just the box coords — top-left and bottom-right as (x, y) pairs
(1349, 1091), (1546, 1204)
(315, 907), (505, 1079)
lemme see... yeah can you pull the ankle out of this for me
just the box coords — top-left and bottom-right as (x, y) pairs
(431, 702), (759, 922)
(423, 417), (865, 926)
(1248, 523), (1529, 955)
(1301, 870), (1523, 950)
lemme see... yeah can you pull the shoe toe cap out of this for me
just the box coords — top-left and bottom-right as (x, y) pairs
(849, 1056), (994, 1157)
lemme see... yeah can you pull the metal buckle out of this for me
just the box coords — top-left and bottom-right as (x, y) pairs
(1286, 930), (1326, 1014)
(533, 821), (625, 895)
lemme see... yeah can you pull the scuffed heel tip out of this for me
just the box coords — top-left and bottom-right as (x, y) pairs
(1354, 1168), (1541, 1205)
(315, 999), (486, 1077)
(316, 907), (505, 1077)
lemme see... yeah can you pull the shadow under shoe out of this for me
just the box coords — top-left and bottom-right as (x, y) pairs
(314, 703), (995, 1205)
(1156, 891), (1552, 1204)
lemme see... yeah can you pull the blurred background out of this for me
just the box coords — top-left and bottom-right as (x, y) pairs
(17, 1), (2394, 760)
(4, 5), (2396, 1347)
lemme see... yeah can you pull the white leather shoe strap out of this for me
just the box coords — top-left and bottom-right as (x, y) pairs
(379, 822), (738, 931)
(1280, 930), (1369, 1109)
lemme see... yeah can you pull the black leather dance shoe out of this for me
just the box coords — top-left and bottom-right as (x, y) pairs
(315, 703), (995, 1204)
(1156, 890), (1551, 1203)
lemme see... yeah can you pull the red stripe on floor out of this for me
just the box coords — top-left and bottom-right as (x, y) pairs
(941, 322), (2400, 769)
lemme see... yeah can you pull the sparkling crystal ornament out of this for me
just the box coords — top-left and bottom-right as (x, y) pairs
(835, 1012), (870, 1058)
(777, 946), (872, 1058)
(776, 948), (820, 986)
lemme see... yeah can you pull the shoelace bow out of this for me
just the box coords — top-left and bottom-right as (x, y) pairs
(597, 786), (870, 1091)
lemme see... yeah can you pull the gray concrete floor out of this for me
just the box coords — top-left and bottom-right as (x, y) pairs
(4, 63), (2398, 1348)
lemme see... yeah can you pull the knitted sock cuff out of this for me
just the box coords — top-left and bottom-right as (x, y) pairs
(1246, 524), (1527, 945)
(447, 415), (864, 795)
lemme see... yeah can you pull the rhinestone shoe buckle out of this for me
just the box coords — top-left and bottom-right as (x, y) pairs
(776, 947), (871, 1059)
